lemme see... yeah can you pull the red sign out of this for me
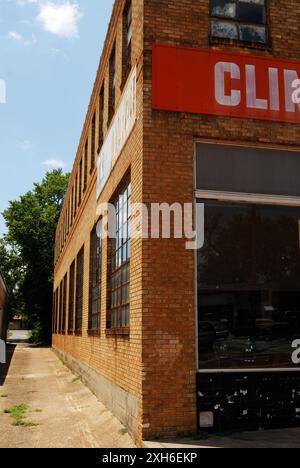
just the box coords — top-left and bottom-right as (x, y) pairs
(152, 44), (300, 124)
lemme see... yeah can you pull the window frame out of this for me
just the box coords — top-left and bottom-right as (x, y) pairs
(209, 0), (271, 48)
(62, 273), (67, 335)
(88, 221), (103, 335)
(98, 85), (104, 152)
(91, 113), (96, 174)
(84, 139), (88, 193)
(109, 46), (116, 124)
(107, 178), (131, 336)
(68, 260), (75, 334)
(75, 246), (84, 335)
(122, 0), (132, 87)
(78, 159), (83, 206)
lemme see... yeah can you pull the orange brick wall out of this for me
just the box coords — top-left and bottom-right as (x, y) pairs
(53, 0), (144, 444)
(53, 0), (300, 443)
(142, 0), (300, 438)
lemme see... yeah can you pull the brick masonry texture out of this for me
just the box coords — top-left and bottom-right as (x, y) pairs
(53, 0), (300, 444)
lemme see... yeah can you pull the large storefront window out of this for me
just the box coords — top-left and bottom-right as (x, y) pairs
(198, 200), (300, 369)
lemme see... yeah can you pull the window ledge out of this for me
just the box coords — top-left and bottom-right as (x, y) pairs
(106, 327), (130, 338)
(210, 36), (272, 51)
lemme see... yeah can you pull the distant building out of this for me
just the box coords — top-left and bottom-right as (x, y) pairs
(0, 272), (8, 342)
(53, 0), (300, 445)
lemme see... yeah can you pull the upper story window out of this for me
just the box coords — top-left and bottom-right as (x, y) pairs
(98, 86), (104, 150)
(211, 0), (268, 45)
(91, 113), (96, 173)
(74, 174), (78, 216)
(109, 46), (116, 122)
(84, 139), (88, 192)
(78, 159), (82, 206)
(71, 187), (74, 225)
(123, 1), (132, 84)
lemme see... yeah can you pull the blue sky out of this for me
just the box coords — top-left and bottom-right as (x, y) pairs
(0, 0), (114, 236)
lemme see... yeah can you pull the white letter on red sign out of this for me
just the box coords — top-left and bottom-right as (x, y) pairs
(292, 79), (300, 105)
(246, 65), (268, 110)
(269, 68), (280, 111)
(285, 70), (300, 112)
(215, 62), (241, 107)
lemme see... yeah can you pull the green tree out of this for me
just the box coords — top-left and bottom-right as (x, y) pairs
(2, 170), (69, 343)
(0, 239), (26, 319)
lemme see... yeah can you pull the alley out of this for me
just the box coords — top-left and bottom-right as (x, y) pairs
(0, 341), (135, 449)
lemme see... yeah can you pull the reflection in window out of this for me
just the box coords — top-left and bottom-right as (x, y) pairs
(68, 261), (75, 333)
(198, 201), (300, 370)
(109, 47), (116, 122)
(108, 180), (131, 329)
(211, 0), (268, 45)
(75, 246), (84, 333)
(89, 222), (102, 331)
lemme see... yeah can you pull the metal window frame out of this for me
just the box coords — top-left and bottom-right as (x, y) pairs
(194, 141), (300, 374)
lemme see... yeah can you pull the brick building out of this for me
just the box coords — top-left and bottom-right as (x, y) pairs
(53, 0), (300, 444)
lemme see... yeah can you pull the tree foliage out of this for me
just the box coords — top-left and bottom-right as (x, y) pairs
(1, 170), (69, 343)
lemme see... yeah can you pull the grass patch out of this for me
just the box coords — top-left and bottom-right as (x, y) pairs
(72, 374), (81, 383)
(7, 331), (12, 339)
(4, 403), (38, 427)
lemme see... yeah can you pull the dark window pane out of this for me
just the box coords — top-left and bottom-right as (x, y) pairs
(196, 144), (300, 197)
(211, 0), (236, 19)
(211, 19), (238, 39)
(198, 201), (300, 370)
(75, 246), (84, 332)
(237, 0), (266, 24)
(88, 223), (102, 331)
(239, 24), (267, 43)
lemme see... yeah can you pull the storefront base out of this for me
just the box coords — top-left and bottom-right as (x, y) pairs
(52, 347), (139, 443)
(197, 371), (300, 433)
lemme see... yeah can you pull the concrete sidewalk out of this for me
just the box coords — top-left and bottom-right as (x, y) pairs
(1, 342), (300, 448)
(0, 344), (135, 448)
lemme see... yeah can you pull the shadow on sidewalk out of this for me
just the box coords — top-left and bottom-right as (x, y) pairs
(0, 344), (16, 386)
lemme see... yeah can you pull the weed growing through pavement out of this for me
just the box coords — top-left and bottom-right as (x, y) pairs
(72, 374), (81, 383)
(4, 404), (38, 427)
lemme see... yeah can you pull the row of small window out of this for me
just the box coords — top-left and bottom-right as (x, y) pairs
(211, 0), (268, 45)
(53, 179), (131, 334)
(55, 1), (133, 263)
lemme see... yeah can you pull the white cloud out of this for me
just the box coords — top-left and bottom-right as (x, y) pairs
(8, 30), (37, 46)
(17, 139), (33, 151)
(8, 30), (23, 41)
(43, 159), (66, 169)
(16, 0), (38, 5)
(37, 2), (83, 38)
